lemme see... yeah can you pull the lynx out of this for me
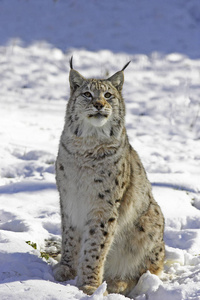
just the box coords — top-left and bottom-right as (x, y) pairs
(53, 58), (165, 296)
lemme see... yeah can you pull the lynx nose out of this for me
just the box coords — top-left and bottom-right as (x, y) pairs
(93, 100), (105, 111)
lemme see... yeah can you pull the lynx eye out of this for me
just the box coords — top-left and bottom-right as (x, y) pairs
(104, 92), (112, 99)
(83, 91), (92, 98)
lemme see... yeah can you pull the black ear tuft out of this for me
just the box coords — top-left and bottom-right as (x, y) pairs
(121, 61), (131, 71)
(69, 56), (73, 69)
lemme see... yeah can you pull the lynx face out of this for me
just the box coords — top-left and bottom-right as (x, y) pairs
(66, 67), (126, 137)
(72, 81), (114, 127)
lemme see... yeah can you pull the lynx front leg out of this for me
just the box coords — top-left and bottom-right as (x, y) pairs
(77, 211), (118, 295)
(53, 211), (79, 282)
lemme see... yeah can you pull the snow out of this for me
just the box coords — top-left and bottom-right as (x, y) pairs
(0, 0), (200, 299)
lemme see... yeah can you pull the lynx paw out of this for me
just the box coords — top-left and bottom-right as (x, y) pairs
(79, 285), (108, 296)
(53, 263), (76, 282)
(107, 278), (138, 295)
(107, 279), (128, 294)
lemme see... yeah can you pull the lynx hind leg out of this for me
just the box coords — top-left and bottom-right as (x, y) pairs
(146, 242), (165, 276)
(137, 199), (165, 276)
(106, 243), (164, 296)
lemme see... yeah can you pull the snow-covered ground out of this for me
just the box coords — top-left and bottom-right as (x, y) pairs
(0, 1), (200, 299)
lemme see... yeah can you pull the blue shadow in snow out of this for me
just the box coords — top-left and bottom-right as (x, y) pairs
(0, 181), (56, 194)
(151, 182), (198, 194)
(0, 251), (53, 283)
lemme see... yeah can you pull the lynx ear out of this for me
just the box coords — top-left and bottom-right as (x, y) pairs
(107, 71), (124, 92)
(107, 61), (131, 92)
(69, 69), (86, 91)
(69, 56), (86, 91)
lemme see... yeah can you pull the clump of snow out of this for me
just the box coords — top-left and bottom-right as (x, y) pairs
(130, 271), (163, 297)
(0, 1), (200, 299)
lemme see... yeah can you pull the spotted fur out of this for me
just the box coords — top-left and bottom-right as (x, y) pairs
(53, 59), (165, 296)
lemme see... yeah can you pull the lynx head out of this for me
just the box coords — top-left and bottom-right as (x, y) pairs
(66, 57), (130, 138)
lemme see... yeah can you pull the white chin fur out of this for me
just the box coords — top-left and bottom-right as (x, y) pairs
(87, 116), (109, 127)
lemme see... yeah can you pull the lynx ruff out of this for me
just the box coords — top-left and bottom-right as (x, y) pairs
(53, 58), (165, 296)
